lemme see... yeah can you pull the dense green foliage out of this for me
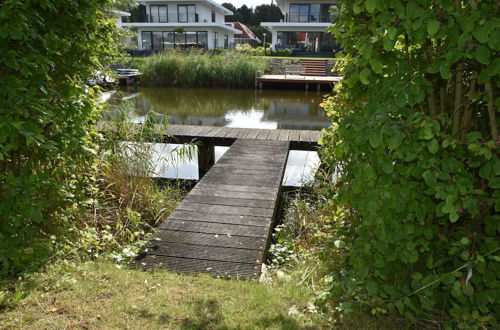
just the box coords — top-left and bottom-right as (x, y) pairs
(320, 0), (499, 327)
(139, 50), (268, 88)
(0, 1), (117, 275)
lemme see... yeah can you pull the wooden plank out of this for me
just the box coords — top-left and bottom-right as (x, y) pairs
(202, 173), (282, 185)
(277, 129), (291, 141)
(175, 202), (275, 218)
(189, 188), (276, 201)
(169, 210), (272, 226)
(243, 129), (260, 139)
(131, 255), (261, 278)
(213, 127), (232, 138)
(206, 167), (282, 176)
(266, 129), (281, 140)
(288, 130), (301, 142)
(256, 129), (271, 140)
(183, 195), (275, 209)
(193, 183), (277, 194)
(299, 130), (312, 143)
(148, 230), (267, 250)
(200, 176), (283, 188)
(145, 242), (263, 264)
(204, 126), (225, 137)
(160, 220), (270, 237)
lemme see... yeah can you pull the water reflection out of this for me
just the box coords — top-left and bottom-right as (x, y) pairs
(110, 87), (329, 186)
(113, 87), (329, 131)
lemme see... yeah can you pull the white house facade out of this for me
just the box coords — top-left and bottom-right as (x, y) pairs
(121, 0), (241, 50)
(261, 0), (338, 55)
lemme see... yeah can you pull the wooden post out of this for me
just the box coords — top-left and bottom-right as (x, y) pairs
(305, 83), (309, 90)
(317, 83), (321, 91)
(197, 141), (215, 179)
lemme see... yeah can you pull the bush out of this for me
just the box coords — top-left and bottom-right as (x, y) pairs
(139, 49), (268, 88)
(0, 0), (118, 276)
(271, 49), (294, 57)
(320, 0), (499, 327)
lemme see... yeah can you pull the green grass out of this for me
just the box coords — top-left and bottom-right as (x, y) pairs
(139, 50), (268, 88)
(0, 261), (328, 329)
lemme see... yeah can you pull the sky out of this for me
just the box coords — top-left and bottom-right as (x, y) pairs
(220, 0), (272, 9)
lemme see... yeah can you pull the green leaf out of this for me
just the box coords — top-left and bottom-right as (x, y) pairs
(360, 68), (371, 85)
(383, 38), (395, 51)
(473, 25), (489, 43)
(387, 27), (397, 40)
(381, 161), (393, 174)
(365, 0), (376, 13)
(427, 19), (440, 36)
(423, 170), (436, 187)
(440, 64), (452, 79)
(428, 139), (439, 154)
(475, 46), (491, 65)
(489, 178), (500, 189)
(369, 130), (382, 148)
(454, 14), (473, 33)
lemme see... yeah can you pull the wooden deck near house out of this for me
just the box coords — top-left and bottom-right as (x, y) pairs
(256, 74), (342, 90)
(131, 139), (290, 278)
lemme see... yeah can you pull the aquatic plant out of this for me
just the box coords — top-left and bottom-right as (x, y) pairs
(139, 50), (268, 88)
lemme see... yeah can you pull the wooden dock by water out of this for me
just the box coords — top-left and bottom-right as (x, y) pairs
(131, 139), (290, 278)
(101, 123), (323, 278)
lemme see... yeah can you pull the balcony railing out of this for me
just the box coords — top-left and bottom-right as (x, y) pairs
(123, 13), (199, 23)
(285, 14), (333, 23)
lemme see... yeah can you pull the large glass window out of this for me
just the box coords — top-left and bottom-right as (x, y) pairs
(174, 31), (186, 45)
(211, 10), (216, 22)
(150, 5), (168, 22)
(152, 31), (163, 50)
(162, 31), (174, 49)
(186, 31), (197, 46)
(197, 31), (208, 48)
(224, 35), (229, 49)
(178, 5), (196, 22)
(213, 31), (218, 48)
(289, 4), (335, 22)
(141, 31), (152, 50)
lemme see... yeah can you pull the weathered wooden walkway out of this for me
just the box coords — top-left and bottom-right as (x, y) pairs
(163, 124), (321, 150)
(132, 139), (290, 278)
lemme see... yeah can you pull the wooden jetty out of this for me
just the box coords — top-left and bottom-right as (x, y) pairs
(131, 139), (290, 278)
(256, 74), (342, 90)
(105, 123), (323, 278)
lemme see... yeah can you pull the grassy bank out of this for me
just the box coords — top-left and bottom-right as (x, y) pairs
(139, 50), (267, 88)
(0, 261), (326, 329)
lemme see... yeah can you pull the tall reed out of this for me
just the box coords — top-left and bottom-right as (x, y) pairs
(139, 50), (267, 88)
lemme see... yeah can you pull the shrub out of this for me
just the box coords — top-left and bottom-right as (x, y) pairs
(320, 0), (499, 327)
(271, 49), (294, 57)
(0, 0), (118, 276)
(139, 49), (267, 88)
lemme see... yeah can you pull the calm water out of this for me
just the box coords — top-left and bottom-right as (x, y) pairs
(107, 87), (330, 186)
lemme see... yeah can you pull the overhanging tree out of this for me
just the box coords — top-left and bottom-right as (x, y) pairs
(0, 0), (118, 275)
(321, 0), (498, 327)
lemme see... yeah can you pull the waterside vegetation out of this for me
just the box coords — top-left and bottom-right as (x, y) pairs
(139, 50), (268, 88)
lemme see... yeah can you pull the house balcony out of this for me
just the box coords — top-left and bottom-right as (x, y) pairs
(284, 14), (334, 23)
(122, 13), (199, 23)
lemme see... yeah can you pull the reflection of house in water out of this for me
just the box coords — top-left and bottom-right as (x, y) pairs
(130, 94), (228, 126)
(263, 99), (329, 130)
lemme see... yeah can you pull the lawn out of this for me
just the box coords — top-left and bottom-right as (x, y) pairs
(0, 261), (327, 329)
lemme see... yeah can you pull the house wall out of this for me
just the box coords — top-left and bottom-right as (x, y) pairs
(142, 1), (226, 23)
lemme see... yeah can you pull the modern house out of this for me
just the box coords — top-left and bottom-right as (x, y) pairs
(261, 0), (339, 56)
(121, 0), (241, 51)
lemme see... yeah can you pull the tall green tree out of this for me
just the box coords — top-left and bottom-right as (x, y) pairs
(321, 0), (498, 327)
(0, 0), (118, 275)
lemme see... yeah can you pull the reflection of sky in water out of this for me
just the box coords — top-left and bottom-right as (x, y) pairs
(112, 87), (327, 186)
(149, 143), (319, 186)
(225, 110), (277, 129)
